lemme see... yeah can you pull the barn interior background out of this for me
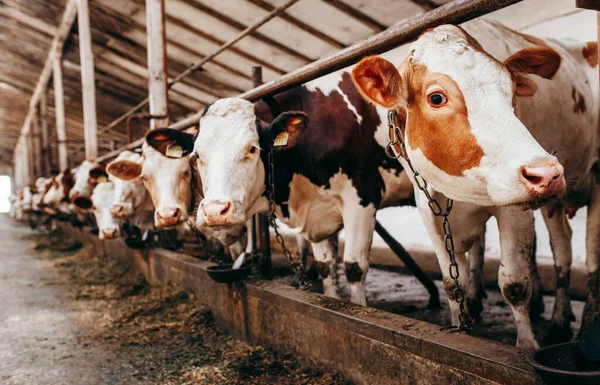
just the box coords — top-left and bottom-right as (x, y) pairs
(1, 0), (599, 383)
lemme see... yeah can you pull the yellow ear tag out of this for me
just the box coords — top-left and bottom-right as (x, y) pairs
(97, 175), (108, 183)
(273, 131), (289, 147)
(166, 144), (183, 158)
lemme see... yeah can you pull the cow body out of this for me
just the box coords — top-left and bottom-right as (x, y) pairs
(353, 19), (598, 348)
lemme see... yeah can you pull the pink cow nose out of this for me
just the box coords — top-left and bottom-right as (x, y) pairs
(202, 201), (233, 225)
(520, 161), (566, 198)
(102, 228), (118, 239)
(111, 205), (125, 217)
(156, 207), (183, 227)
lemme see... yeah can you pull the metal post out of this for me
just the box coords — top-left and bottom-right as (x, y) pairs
(145, 0), (169, 130)
(40, 92), (52, 174)
(53, 54), (68, 171)
(252, 66), (272, 277)
(29, 112), (41, 179)
(76, 0), (98, 160)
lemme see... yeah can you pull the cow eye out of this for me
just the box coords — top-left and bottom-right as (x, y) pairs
(428, 92), (447, 107)
(248, 146), (257, 155)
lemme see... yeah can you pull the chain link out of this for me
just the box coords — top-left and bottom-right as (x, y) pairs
(386, 110), (473, 333)
(265, 147), (312, 290)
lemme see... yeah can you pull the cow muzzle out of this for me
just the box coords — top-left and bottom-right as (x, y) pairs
(101, 227), (119, 239)
(155, 207), (184, 227)
(200, 200), (235, 226)
(520, 160), (566, 201)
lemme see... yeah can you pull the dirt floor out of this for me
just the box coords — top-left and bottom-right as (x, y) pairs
(0, 216), (349, 385)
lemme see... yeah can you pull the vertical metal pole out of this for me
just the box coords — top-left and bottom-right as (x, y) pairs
(145, 0), (169, 130)
(76, 0), (98, 160)
(53, 54), (68, 170)
(31, 108), (42, 178)
(252, 66), (272, 277)
(40, 92), (52, 174)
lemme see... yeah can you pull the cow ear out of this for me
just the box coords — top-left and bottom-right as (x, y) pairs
(107, 160), (142, 181)
(504, 47), (561, 97)
(266, 112), (309, 151)
(146, 129), (196, 158)
(352, 56), (403, 108)
(89, 165), (109, 183)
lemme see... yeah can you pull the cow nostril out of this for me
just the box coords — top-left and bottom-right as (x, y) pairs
(172, 208), (181, 218)
(220, 202), (231, 216)
(521, 168), (543, 185)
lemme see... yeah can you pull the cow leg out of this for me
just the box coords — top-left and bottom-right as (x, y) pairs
(342, 204), (376, 306)
(529, 229), (545, 323)
(467, 228), (487, 320)
(492, 206), (539, 349)
(583, 182), (600, 330)
(311, 239), (340, 299)
(541, 204), (574, 341)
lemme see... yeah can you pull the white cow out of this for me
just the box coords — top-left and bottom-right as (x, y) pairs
(352, 19), (598, 348)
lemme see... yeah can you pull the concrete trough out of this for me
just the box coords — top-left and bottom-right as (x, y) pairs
(61, 224), (541, 385)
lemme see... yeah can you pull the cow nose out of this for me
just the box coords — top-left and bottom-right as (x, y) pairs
(201, 201), (234, 225)
(102, 228), (118, 239)
(111, 205), (125, 217)
(156, 207), (183, 227)
(520, 161), (566, 197)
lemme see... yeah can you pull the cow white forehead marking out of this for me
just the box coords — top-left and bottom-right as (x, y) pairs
(92, 182), (114, 208)
(198, 98), (258, 150)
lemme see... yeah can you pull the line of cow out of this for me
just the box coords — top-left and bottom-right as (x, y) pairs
(10, 20), (600, 350)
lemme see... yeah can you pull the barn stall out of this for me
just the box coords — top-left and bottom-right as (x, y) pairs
(3, 0), (600, 384)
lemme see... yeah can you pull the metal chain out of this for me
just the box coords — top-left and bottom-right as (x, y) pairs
(265, 147), (312, 290)
(386, 110), (474, 333)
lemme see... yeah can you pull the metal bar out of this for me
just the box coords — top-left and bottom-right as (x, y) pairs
(169, 0), (522, 132)
(375, 220), (440, 308)
(77, 0), (98, 160)
(252, 66), (272, 278)
(145, 0), (170, 130)
(53, 54), (69, 171)
(31, 110), (42, 178)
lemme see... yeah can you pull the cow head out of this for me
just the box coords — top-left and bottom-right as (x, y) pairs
(83, 182), (120, 240)
(42, 168), (75, 212)
(352, 25), (565, 207)
(145, 98), (306, 230)
(108, 141), (195, 228)
(69, 160), (109, 202)
(106, 151), (153, 218)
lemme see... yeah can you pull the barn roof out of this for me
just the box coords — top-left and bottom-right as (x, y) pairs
(1, 0), (450, 169)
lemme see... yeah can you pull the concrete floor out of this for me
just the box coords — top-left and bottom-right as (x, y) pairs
(0, 215), (115, 385)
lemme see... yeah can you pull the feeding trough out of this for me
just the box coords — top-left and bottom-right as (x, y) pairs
(206, 253), (253, 283)
(528, 342), (600, 385)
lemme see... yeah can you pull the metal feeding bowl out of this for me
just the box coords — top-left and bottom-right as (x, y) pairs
(206, 263), (252, 284)
(528, 342), (600, 385)
(124, 237), (147, 250)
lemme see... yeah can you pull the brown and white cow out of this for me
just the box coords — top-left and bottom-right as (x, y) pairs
(69, 160), (108, 201)
(41, 168), (75, 216)
(352, 19), (598, 348)
(74, 181), (121, 240)
(106, 151), (154, 231)
(145, 87), (415, 306)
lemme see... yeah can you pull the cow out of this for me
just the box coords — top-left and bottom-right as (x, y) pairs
(42, 168), (75, 216)
(73, 181), (121, 240)
(69, 160), (108, 201)
(144, 89), (415, 307)
(106, 151), (154, 231)
(351, 19), (598, 348)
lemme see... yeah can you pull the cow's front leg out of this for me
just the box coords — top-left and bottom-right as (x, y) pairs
(492, 206), (539, 349)
(583, 182), (600, 330)
(467, 228), (487, 319)
(541, 204), (575, 341)
(342, 204), (376, 306)
(311, 238), (340, 299)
